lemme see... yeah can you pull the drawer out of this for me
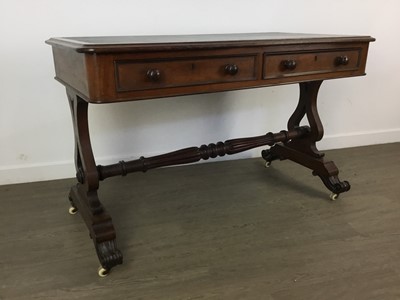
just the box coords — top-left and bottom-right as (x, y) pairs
(263, 49), (360, 79)
(115, 55), (257, 92)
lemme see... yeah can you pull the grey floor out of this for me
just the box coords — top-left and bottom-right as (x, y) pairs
(1, 143), (400, 300)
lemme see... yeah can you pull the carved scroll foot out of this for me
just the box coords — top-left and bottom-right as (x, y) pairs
(95, 240), (123, 272)
(68, 184), (123, 275)
(314, 173), (351, 195)
(261, 148), (281, 167)
(264, 143), (351, 198)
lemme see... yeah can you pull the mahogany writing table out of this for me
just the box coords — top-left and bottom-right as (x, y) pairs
(46, 33), (374, 276)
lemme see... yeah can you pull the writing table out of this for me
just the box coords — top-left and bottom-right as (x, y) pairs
(46, 33), (375, 276)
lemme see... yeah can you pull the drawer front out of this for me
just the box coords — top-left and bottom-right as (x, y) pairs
(115, 55), (257, 92)
(263, 49), (360, 79)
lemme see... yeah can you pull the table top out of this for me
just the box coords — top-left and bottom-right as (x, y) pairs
(47, 32), (375, 103)
(46, 32), (375, 53)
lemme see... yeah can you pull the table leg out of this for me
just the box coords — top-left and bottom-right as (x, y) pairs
(66, 89), (122, 276)
(262, 81), (350, 199)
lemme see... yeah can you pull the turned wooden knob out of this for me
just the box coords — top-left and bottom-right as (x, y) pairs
(225, 64), (239, 75)
(146, 69), (161, 81)
(282, 59), (297, 70)
(335, 55), (349, 66)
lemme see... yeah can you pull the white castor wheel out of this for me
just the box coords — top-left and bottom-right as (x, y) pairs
(68, 206), (78, 215)
(98, 267), (109, 277)
(265, 161), (271, 168)
(329, 193), (339, 201)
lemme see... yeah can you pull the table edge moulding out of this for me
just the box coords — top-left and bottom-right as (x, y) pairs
(46, 32), (375, 277)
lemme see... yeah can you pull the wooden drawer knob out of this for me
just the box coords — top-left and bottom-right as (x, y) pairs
(146, 69), (161, 81)
(335, 55), (349, 66)
(281, 59), (297, 70)
(225, 64), (239, 75)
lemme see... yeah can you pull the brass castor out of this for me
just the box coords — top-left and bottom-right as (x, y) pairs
(98, 267), (109, 277)
(68, 206), (78, 215)
(329, 193), (338, 201)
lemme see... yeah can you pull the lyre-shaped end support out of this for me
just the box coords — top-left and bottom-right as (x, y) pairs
(67, 89), (123, 276)
(262, 81), (351, 198)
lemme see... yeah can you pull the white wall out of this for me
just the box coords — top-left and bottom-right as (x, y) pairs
(0, 0), (399, 185)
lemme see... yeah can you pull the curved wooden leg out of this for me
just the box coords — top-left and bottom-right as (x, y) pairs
(263, 81), (350, 196)
(67, 89), (123, 274)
